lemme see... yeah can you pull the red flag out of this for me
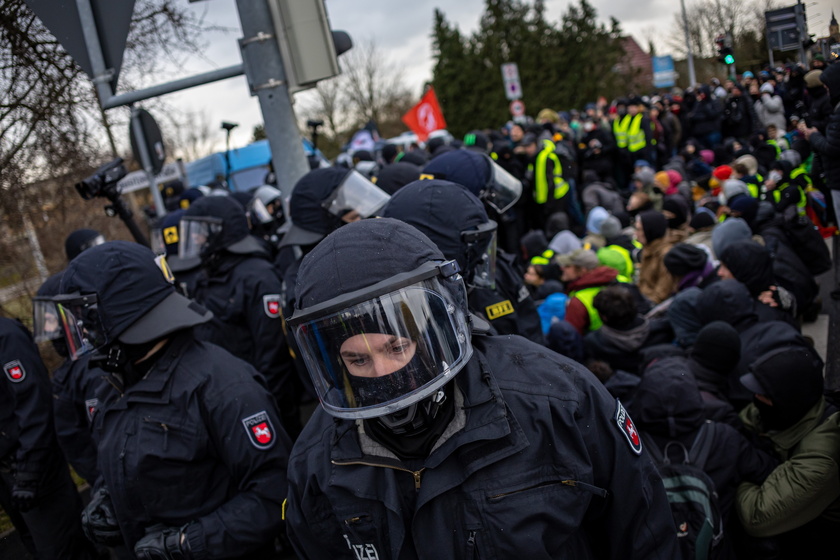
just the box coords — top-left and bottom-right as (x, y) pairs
(401, 87), (447, 142)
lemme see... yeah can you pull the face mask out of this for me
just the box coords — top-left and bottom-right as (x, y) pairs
(768, 171), (783, 183)
(583, 122), (595, 132)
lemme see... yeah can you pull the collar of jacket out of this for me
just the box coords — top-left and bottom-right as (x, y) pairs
(106, 331), (192, 409)
(741, 397), (829, 456)
(328, 344), (529, 501)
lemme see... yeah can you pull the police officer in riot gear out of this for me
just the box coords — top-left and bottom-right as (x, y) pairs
(41, 241), (291, 559)
(284, 218), (680, 559)
(149, 208), (202, 298)
(181, 195), (301, 437)
(0, 316), (96, 559)
(382, 179), (545, 344)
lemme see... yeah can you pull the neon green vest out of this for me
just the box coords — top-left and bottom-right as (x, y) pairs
(533, 140), (569, 204)
(570, 286), (604, 331)
(613, 115), (631, 149)
(627, 114), (647, 153)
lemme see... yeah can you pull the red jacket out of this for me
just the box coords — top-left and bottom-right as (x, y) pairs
(564, 266), (618, 335)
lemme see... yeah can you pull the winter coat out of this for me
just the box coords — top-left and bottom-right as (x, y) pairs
(584, 316), (674, 374)
(754, 93), (787, 131)
(638, 236), (678, 304)
(737, 399), (840, 555)
(285, 333), (681, 560)
(564, 266), (619, 334)
(809, 101), (840, 192)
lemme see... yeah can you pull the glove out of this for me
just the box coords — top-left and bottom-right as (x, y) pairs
(134, 524), (192, 560)
(81, 487), (123, 546)
(11, 471), (40, 512)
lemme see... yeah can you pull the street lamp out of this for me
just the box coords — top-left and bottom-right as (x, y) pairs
(221, 121), (239, 187)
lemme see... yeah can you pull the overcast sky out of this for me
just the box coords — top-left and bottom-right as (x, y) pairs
(153, 0), (837, 152)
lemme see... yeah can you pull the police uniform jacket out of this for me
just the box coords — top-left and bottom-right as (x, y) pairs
(468, 252), (545, 345)
(192, 252), (296, 415)
(93, 332), (290, 558)
(285, 333), (680, 559)
(0, 318), (58, 475)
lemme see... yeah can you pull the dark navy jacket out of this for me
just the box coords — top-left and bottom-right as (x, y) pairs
(286, 333), (680, 559)
(93, 333), (291, 558)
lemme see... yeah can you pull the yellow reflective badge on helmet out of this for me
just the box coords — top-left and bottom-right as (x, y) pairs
(163, 226), (179, 245)
(485, 300), (514, 320)
(419, 173), (436, 181)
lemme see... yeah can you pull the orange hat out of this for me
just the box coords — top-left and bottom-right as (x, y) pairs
(654, 171), (670, 188)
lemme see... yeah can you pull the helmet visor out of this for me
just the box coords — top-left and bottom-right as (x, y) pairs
(51, 294), (107, 360)
(247, 197), (274, 225)
(484, 157), (523, 214)
(32, 297), (61, 343)
(291, 275), (472, 419)
(178, 217), (223, 260)
(463, 220), (498, 289)
(321, 170), (391, 220)
(149, 227), (166, 256)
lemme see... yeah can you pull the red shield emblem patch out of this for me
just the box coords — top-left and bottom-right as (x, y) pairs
(85, 398), (99, 423)
(263, 294), (282, 319)
(4, 360), (25, 383)
(614, 399), (642, 455)
(242, 411), (275, 449)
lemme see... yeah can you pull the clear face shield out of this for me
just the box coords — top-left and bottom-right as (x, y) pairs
(247, 197), (275, 226)
(462, 220), (498, 289)
(321, 170), (391, 221)
(483, 156), (523, 214)
(32, 297), (62, 343)
(178, 216), (223, 260)
(289, 261), (473, 419)
(42, 293), (108, 360)
(149, 227), (166, 256)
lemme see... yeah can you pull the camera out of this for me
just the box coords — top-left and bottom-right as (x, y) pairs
(75, 158), (127, 200)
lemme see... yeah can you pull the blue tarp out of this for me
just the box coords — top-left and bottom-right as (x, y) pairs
(185, 139), (323, 192)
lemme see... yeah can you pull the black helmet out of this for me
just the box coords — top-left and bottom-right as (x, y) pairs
(180, 195), (264, 262)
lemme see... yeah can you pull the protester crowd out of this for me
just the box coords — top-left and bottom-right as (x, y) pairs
(2, 56), (840, 560)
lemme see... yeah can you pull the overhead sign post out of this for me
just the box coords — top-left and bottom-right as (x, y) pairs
(765, 4), (808, 66)
(652, 55), (676, 89)
(501, 62), (522, 101)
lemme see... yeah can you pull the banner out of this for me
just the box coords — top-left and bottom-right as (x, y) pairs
(401, 87), (447, 142)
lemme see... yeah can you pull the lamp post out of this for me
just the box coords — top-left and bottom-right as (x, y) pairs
(221, 121), (239, 188)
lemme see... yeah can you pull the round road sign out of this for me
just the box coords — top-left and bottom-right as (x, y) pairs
(509, 99), (525, 117)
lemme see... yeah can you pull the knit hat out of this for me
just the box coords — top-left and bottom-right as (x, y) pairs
(804, 70), (823, 88)
(663, 244), (708, 277)
(690, 321), (741, 373)
(600, 215), (622, 240)
(713, 165), (733, 182)
(718, 240), (773, 297)
(689, 208), (716, 231)
(635, 167), (656, 186)
(548, 230), (582, 255)
(586, 206), (610, 235)
(637, 210), (668, 243)
(665, 169), (682, 190)
(722, 179), (750, 204)
(654, 171), (670, 189)
(760, 82), (775, 94)
(700, 150), (715, 165)
(712, 218), (751, 260)
(662, 197), (688, 229)
(727, 196), (759, 226)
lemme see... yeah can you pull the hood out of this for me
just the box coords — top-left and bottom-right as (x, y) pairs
(696, 279), (758, 331)
(375, 162), (421, 195)
(567, 266), (618, 291)
(548, 230), (583, 255)
(711, 217), (751, 257)
(632, 356), (705, 437)
(598, 318), (650, 352)
(719, 240), (774, 297)
(288, 167), (352, 236)
(586, 206), (610, 235)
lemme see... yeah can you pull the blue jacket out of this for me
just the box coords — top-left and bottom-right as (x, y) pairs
(286, 333), (680, 559)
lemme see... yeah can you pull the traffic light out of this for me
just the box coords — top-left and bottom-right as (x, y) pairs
(721, 47), (735, 65)
(715, 33), (735, 65)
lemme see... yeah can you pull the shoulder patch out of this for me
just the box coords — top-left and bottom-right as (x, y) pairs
(85, 398), (99, 424)
(517, 285), (530, 303)
(242, 411), (276, 450)
(4, 360), (25, 383)
(614, 399), (642, 455)
(485, 300), (514, 320)
(263, 294), (282, 319)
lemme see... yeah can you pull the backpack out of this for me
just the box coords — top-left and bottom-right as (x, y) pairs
(643, 421), (723, 560)
(781, 212), (832, 276)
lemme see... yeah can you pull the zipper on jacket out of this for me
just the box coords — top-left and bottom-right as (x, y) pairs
(488, 479), (608, 500)
(332, 459), (425, 490)
(466, 530), (479, 559)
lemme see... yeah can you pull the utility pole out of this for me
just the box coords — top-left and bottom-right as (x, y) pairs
(680, 0), (697, 87)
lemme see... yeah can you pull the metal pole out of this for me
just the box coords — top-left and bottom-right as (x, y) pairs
(75, 0), (114, 105)
(102, 65), (245, 110)
(795, 0), (808, 66)
(130, 107), (167, 218)
(680, 0), (697, 87)
(235, 0), (309, 202)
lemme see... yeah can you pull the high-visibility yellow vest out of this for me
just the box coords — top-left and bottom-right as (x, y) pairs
(530, 249), (555, 265)
(745, 174), (763, 198)
(532, 139), (569, 204)
(627, 114), (647, 153)
(570, 286), (604, 331)
(770, 167), (809, 215)
(613, 115), (631, 149)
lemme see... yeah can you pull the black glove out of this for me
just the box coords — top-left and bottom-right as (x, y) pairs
(81, 487), (123, 546)
(11, 471), (40, 512)
(134, 524), (192, 560)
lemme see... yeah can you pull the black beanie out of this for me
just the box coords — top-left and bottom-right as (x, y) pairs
(689, 210), (716, 231)
(638, 210), (668, 243)
(690, 320), (741, 373)
(663, 244), (708, 277)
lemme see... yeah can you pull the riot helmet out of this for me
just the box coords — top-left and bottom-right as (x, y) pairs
(288, 218), (473, 422)
(381, 179), (497, 289)
(65, 229), (105, 261)
(421, 149), (521, 214)
(180, 195), (264, 263)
